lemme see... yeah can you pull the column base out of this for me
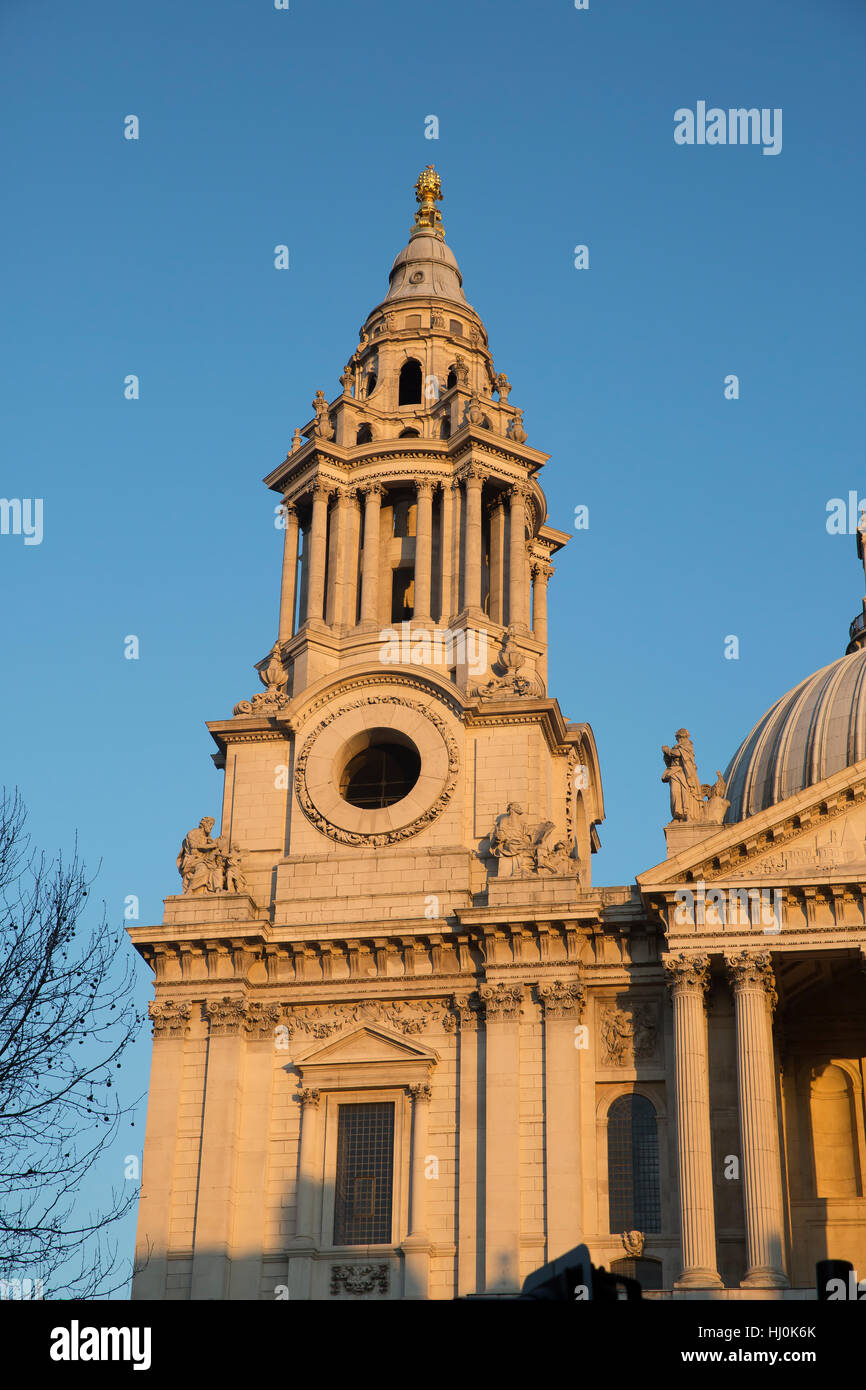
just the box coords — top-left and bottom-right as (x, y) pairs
(674, 1268), (725, 1290)
(741, 1267), (789, 1289)
(400, 1238), (431, 1299)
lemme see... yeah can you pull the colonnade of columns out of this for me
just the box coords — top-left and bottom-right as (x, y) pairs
(664, 949), (789, 1289)
(276, 472), (552, 641)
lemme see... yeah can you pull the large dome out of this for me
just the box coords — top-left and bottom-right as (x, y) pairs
(724, 646), (866, 822)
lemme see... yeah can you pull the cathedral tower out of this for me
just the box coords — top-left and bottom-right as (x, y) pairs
(130, 169), (607, 1301)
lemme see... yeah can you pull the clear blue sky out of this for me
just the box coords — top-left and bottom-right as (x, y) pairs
(1, 0), (863, 1293)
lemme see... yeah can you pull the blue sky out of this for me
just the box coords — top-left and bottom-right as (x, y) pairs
(1, 0), (864, 1292)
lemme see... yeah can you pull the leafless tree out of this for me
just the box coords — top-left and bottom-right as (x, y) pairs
(0, 789), (144, 1297)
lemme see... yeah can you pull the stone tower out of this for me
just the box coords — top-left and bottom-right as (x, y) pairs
(130, 168), (606, 1301)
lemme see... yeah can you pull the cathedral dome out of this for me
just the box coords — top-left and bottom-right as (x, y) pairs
(724, 646), (866, 822)
(384, 231), (467, 306)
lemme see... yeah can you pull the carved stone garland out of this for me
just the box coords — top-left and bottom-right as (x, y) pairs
(294, 695), (459, 847)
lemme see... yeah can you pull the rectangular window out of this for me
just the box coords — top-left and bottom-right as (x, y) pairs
(333, 1102), (395, 1245)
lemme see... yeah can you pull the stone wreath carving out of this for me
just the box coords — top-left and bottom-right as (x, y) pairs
(294, 696), (459, 847)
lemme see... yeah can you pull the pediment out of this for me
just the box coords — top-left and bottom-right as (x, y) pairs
(295, 1024), (439, 1067)
(638, 758), (866, 890)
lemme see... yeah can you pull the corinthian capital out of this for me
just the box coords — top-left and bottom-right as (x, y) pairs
(480, 982), (523, 1020)
(148, 999), (191, 1039)
(663, 952), (712, 996)
(537, 978), (586, 1019)
(725, 950), (777, 1008)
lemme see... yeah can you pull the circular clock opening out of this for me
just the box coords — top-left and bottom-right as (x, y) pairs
(338, 730), (421, 810)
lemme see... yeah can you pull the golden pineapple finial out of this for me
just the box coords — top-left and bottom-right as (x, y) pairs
(412, 165), (444, 238)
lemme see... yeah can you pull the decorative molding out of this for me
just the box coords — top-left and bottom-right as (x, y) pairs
(621, 1230), (645, 1258)
(407, 1082), (432, 1103)
(294, 696), (459, 847)
(284, 998), (449, 1038)
(148, 999), (191, 1039)
(479, 982), (524, 1020)
(204, 996), (281, 1037)
(446, 993), (482, 1031)
(663, 952), (712, 995)
(537, 978), (586, 1019)
(725, 950), (778, 1009)
(330, 1264), (389, 1296)
(299, 1087), (320, 1108)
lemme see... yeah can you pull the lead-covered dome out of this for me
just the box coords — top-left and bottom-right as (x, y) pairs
(724, 646), (866, 822)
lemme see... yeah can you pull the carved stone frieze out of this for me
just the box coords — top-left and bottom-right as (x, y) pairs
(205, 996), (281, 1037)
(283, 997), (449, 1039)
(446, 993), (482, 1031)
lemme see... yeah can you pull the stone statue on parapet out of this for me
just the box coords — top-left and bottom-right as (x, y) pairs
(662, 729), (729, 825)
(177, 818), (249, 895)
(487, 803), (577, 878)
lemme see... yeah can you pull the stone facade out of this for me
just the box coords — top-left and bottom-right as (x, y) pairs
(130, 169), (866, 1300)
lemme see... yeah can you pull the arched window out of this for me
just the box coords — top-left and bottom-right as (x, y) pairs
(607, 1094), (661, 1233)
(398, 359), (423, 405)
(365, 370), (377, 397)
(356, 423), (373, 444)
(439, 417), (451, 439)
(445, 365), (457, 390)
(398, 427), (420, 438)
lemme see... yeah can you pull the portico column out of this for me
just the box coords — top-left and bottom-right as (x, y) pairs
(278, 500), (299, 643)
(305, 481), (332, 626)
(330, 487), (359, 629)
(726, 950), (789, 1288)
(414, 481), (434, 624)
(508, 485), (529, 631)
(450, 479), (463, 616)
(131, 1001), (190, 1299)
(663, 953), (724, 1288)
(190, 999), (248, 1300)
(360, 483), (383, 629)
(463, 467), (485, 614)
(489, 496), (506, 625)
(293, 1087), (321, 1244)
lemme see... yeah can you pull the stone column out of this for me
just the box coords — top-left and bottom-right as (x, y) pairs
(293, 1087), (321, 1244)
(287, 1086), (320, 1302)
(190, 999), (249, 1300)
(304, 481), (332, 626)
(663, 953), (724, 1288)
(530, 557), (552, 690)
(481, 983), (523, 1293)
(439, 480), (454, 625)
(538, 979), (586, 1261)
(360, 483), (383, 629)
(726, 951), (789, 1288)
(131, 1001), (191, 1299)
(452, 995), (480, 1295)
(278, 500), (299, 643)
(463, 468), (485, 615)
(227, 1009), (279, 1298)
(403, 1082), (432, 1299)
(508, 485), (529, 631)
(331, 487), (359, 629)
(450, 479), (463, 617)
(414, 481), (434, 625)
(489, 496), (506, 626)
